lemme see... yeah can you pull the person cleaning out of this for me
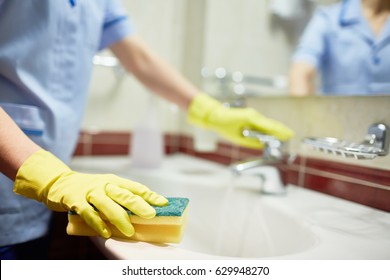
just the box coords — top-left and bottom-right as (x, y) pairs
(0, 0), (293, 259)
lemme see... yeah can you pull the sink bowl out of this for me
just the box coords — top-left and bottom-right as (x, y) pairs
(70, 154), (390, 260)
(120, 174), (317, 259)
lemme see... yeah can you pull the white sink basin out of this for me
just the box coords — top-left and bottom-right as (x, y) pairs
(123, 174), (317, 259)
(70, 154), (390, 260)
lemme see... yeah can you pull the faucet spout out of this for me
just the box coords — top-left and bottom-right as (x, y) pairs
(230, 129), (287, 195)
(230, 158), (267, 176)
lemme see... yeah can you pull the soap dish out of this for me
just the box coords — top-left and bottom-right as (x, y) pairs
(303, 137), (383, 159)
(303, 123), (389, 160)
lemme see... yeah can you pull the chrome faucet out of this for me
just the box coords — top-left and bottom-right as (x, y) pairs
(230, 129), (287, 195)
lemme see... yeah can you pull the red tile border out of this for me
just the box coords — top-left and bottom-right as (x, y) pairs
(74, 131), (390, 212)
(303, 172), (390, 212)
(304, 157), (390, 187)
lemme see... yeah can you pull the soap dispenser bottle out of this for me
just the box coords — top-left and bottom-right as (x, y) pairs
(130, 95), (164, 168)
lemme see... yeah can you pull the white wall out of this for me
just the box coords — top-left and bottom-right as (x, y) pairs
(83, 0), (187, 133)
(202, 0), (296, 78)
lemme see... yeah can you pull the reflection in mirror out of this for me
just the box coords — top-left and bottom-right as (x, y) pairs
(198, 0), (317, 98)
(288, 0), (390, 97)
(201, 67), (288, 104)
(199, 0), (389, 97)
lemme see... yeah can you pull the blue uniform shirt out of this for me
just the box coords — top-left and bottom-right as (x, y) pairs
(292, 0), (390, 95)
(0, 0), (134, 246)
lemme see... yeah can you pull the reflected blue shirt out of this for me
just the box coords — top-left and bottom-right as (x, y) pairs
(292, 0), (390, 95)
(0, 0), (134, 246)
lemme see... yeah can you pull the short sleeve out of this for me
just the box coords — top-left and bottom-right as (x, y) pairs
(291, 9), (330, 70)
(98, 0), (135, 50)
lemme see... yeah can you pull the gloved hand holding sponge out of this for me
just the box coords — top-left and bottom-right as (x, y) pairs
(187, 93), (294, 148)
(14, 149), (168, 239)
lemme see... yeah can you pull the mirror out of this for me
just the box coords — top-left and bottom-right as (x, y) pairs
(124, 0), (388, 97)
(179, 0), (388, 98)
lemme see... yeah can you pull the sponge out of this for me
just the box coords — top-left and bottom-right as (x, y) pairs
(66, 197), (189, 244)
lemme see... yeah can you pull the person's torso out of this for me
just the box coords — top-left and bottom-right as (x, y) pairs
(0, 0), (106, 160)
(320, 0), (390, 95)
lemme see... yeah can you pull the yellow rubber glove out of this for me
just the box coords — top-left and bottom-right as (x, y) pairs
(14, 149), (168, 238)
(187, 93), (294, 149)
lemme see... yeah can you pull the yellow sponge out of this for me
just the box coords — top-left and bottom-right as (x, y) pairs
(66, 197), (189, 244)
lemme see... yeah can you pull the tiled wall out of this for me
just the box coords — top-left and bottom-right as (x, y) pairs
(74, 129), (390, 213)
(281, 156), (390, 212)
(74, 132), (262, 164)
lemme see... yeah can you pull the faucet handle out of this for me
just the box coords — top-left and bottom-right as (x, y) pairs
(242, 129), (283, 160)
(242, 129), (280, 144)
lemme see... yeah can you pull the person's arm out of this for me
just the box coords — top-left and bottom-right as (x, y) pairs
(288, 8), (328, 97)
(0, 108), (40, 180)
(0, 107), (168, 238)
(110, 35), (199, 110)
(288, 61), (317, 96)
(110, 35), (294, 148)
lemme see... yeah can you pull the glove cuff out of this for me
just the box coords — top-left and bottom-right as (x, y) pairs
(14, 149), (71, 203)
(187, 93), (221, 128)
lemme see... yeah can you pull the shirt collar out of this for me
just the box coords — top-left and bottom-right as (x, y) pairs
(339, 0), (362, 26)
(339, 0), (390, 47)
